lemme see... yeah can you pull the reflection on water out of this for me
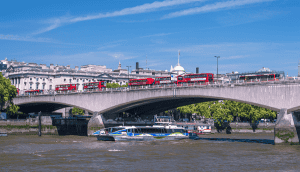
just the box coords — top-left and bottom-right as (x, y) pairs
(0, 134), (300, 171)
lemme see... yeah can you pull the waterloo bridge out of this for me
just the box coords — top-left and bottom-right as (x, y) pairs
(13, 81), (300, 144)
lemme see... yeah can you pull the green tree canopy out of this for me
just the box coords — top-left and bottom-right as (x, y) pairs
(0, 73), (19, 115)
(72, 107), (85, 116)
(176, 100), (277, 126)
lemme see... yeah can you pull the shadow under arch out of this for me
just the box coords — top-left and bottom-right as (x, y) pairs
(16, 101), (93, 114)
(99, 95), (280, 117)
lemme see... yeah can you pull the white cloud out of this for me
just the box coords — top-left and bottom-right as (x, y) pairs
(221, 55), (249, 60)
(140, 32), (175, 38)
(35, 0), (205, 34)
(0, 34), (53, 43)
(162, 0), (274, 19)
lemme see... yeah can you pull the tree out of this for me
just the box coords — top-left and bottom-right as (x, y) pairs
(0, 73), (19, 116)
(72, 107), (84, 116)
(106, 83), (121, 88)
(210, 101), (232, 127)
(195, 102), (211, 119)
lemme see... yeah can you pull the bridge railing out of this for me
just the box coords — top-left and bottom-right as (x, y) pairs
(15, 78), (300, 97)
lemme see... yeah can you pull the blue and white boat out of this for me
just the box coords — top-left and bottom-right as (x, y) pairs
(94, 125), (189, 141)
(0, 132), (7, 137)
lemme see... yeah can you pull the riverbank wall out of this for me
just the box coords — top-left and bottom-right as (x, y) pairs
(0, 125), (58, 135)
(211, 122), (275, 134)
(0, 117), (57, 135)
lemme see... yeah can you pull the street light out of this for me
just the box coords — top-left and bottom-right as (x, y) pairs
(126, 66), (131, 87)
(214, 56), (220, 83)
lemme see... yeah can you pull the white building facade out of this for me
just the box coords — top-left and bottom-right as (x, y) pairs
(1, 58), (172, 94)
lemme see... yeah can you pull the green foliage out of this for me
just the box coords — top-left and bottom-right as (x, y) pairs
(106, 83), (128, 88)
(177, 100), (277, 126)
(195, 102), (211, 119)
(121, 83), (128, 87)
(275, 131), (295, 143)
(106, 83), (120, 88)
(72, 107), (84, 116)
(0, 73), (19, 116)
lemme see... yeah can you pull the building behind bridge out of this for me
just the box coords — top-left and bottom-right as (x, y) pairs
(226, 67), (285, 82)
(0, 58), (173, 94)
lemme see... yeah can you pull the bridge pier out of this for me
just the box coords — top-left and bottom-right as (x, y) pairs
(87, 112), (105, 136)
(274, 109), (300, 144)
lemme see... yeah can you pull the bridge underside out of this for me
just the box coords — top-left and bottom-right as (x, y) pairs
(101, 97), (219, 117)
(17, 103), (71, 113)
(16, 95), (280, 116)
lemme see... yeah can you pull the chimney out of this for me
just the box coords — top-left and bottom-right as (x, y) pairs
(50, 64), (54, 69)
(136, 62), (139, 70)
(196, 67), (199, 74)
(75, 66), (79, 70)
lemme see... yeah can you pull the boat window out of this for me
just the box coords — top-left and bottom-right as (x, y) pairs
(174, 129), (184, 133)
(134, 128), (141, 133)
(111, 128), (124, 132)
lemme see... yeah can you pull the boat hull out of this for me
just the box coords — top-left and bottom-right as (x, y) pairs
(0, 133), (7, 137)
(97, 135), (188, 141)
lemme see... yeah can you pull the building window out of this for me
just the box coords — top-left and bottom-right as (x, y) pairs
(152, 72), (155, 75)
(36, 78), (38, 81)
(77, 79), (79, 82)
(69, 79), (72, 83)
(83, 79), (85, 82)
(50, 79), (52, 82)
(18, 78), (20, 84)
(42, 84), (45, 89)
(30, 78), (32, 81)
(64, 79), (66, 82)
(36, 83), (39, 89)
(30, 84), (32, 89)
(12, 79), (14, 84)
(49, 85), (52, 90)
(43, 78), (45, 81)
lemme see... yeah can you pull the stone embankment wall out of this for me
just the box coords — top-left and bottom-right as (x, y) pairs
(0, 127), (58, 135)
(0, 117), (57, 135)
(0, 116), (53, 126)
(212, 122), (275, 134)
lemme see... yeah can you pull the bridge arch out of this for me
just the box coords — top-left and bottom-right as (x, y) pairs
(99, 95), (280, 117)
(16, 101), (93, 114)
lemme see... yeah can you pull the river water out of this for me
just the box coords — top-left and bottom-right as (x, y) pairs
(1, 134), (300, 172)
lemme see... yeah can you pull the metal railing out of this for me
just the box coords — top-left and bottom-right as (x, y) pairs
(16, 78), (300, 97)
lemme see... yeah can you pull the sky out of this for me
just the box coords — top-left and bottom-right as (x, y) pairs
(0, 0), (299, 76)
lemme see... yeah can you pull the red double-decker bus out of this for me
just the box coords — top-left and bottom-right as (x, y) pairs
(129, 78), (155, 86)
(177, 73), (214, 85)
(155, 76), (176, 85)
(55, 84), (77, 92)
(239, 73), (280, 82)
(83, 81), (106, 91)
(25, 89), (44, 95)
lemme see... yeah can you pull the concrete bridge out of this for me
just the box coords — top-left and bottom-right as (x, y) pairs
(13, 81), (300, 144)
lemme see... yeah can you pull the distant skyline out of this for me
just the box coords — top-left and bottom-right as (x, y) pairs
(1, 0), (299, 75)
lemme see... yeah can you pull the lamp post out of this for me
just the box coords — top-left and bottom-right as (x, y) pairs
(126, 66), (131, 87)
(214, 56), (220, 83)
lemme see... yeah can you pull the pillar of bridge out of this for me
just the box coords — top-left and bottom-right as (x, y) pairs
(274, 109), (300, 144)
(87, 112), (105, 136)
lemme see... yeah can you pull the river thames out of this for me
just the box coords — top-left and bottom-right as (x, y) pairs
(1, 134), (300, 171)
